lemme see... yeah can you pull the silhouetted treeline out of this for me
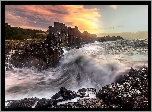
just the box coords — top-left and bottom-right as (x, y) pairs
(5, 23), (47, 40)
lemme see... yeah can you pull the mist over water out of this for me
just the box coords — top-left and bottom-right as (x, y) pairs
(5, 39), (148, 101)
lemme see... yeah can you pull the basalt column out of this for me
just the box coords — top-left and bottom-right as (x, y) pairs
(45, 23), (62, 67)
(68, 27), (71, 47)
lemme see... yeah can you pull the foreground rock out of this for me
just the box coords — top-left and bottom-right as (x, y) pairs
(96, 66), (148, 108)
(5, 67), (148, 108)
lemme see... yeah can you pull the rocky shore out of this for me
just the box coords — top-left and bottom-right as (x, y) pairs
(5, 39), (63, 70)
(5, 67), (148, 108)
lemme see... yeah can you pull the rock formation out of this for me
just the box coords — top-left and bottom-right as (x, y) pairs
(5, 22), (99, 70)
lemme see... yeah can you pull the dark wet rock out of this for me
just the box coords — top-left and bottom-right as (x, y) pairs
(35, 98), (53, 108)
(51, 93), (61, 99)
(51, 87), (77, 102)
(5, 39), (62, 70)
(77, 88), (87, 93)
(77, 98), (104, 108)
(87, 88), (97, 93)
(96, 67), (148, 108)
(6, 97), (38, 108)
(115, 74), (126, 84)
(6, 98), (56, 108)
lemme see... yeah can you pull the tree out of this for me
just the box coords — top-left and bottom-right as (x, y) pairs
(5, 23), (47, 40)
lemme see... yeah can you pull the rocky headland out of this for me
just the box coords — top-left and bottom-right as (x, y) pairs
(5, 22), (124, 70)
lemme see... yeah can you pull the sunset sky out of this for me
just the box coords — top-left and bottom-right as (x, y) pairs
(5, 5), (148, 38)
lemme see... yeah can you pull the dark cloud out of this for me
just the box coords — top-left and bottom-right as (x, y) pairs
(50, 9), (69, 15)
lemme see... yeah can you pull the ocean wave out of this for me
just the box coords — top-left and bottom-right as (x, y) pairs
(5, 40), (148, 100)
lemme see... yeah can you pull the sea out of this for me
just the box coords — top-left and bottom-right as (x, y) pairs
(5, 39), (148, 104)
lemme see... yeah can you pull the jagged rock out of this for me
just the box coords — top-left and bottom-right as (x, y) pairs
(6, 98), (38, 108)
(51, 87), (77, 102)
(5, 39), (62, 70)
(35, 98), (53, 108)
(96, 67), (148, 108)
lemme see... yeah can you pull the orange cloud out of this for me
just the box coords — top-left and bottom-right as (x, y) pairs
(62, 5), (101, 34)
(5, 5), (101, 34)
(109, 5), (118, 10)
(5, 11), (29, 26)
(5, 12), (46, 31)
